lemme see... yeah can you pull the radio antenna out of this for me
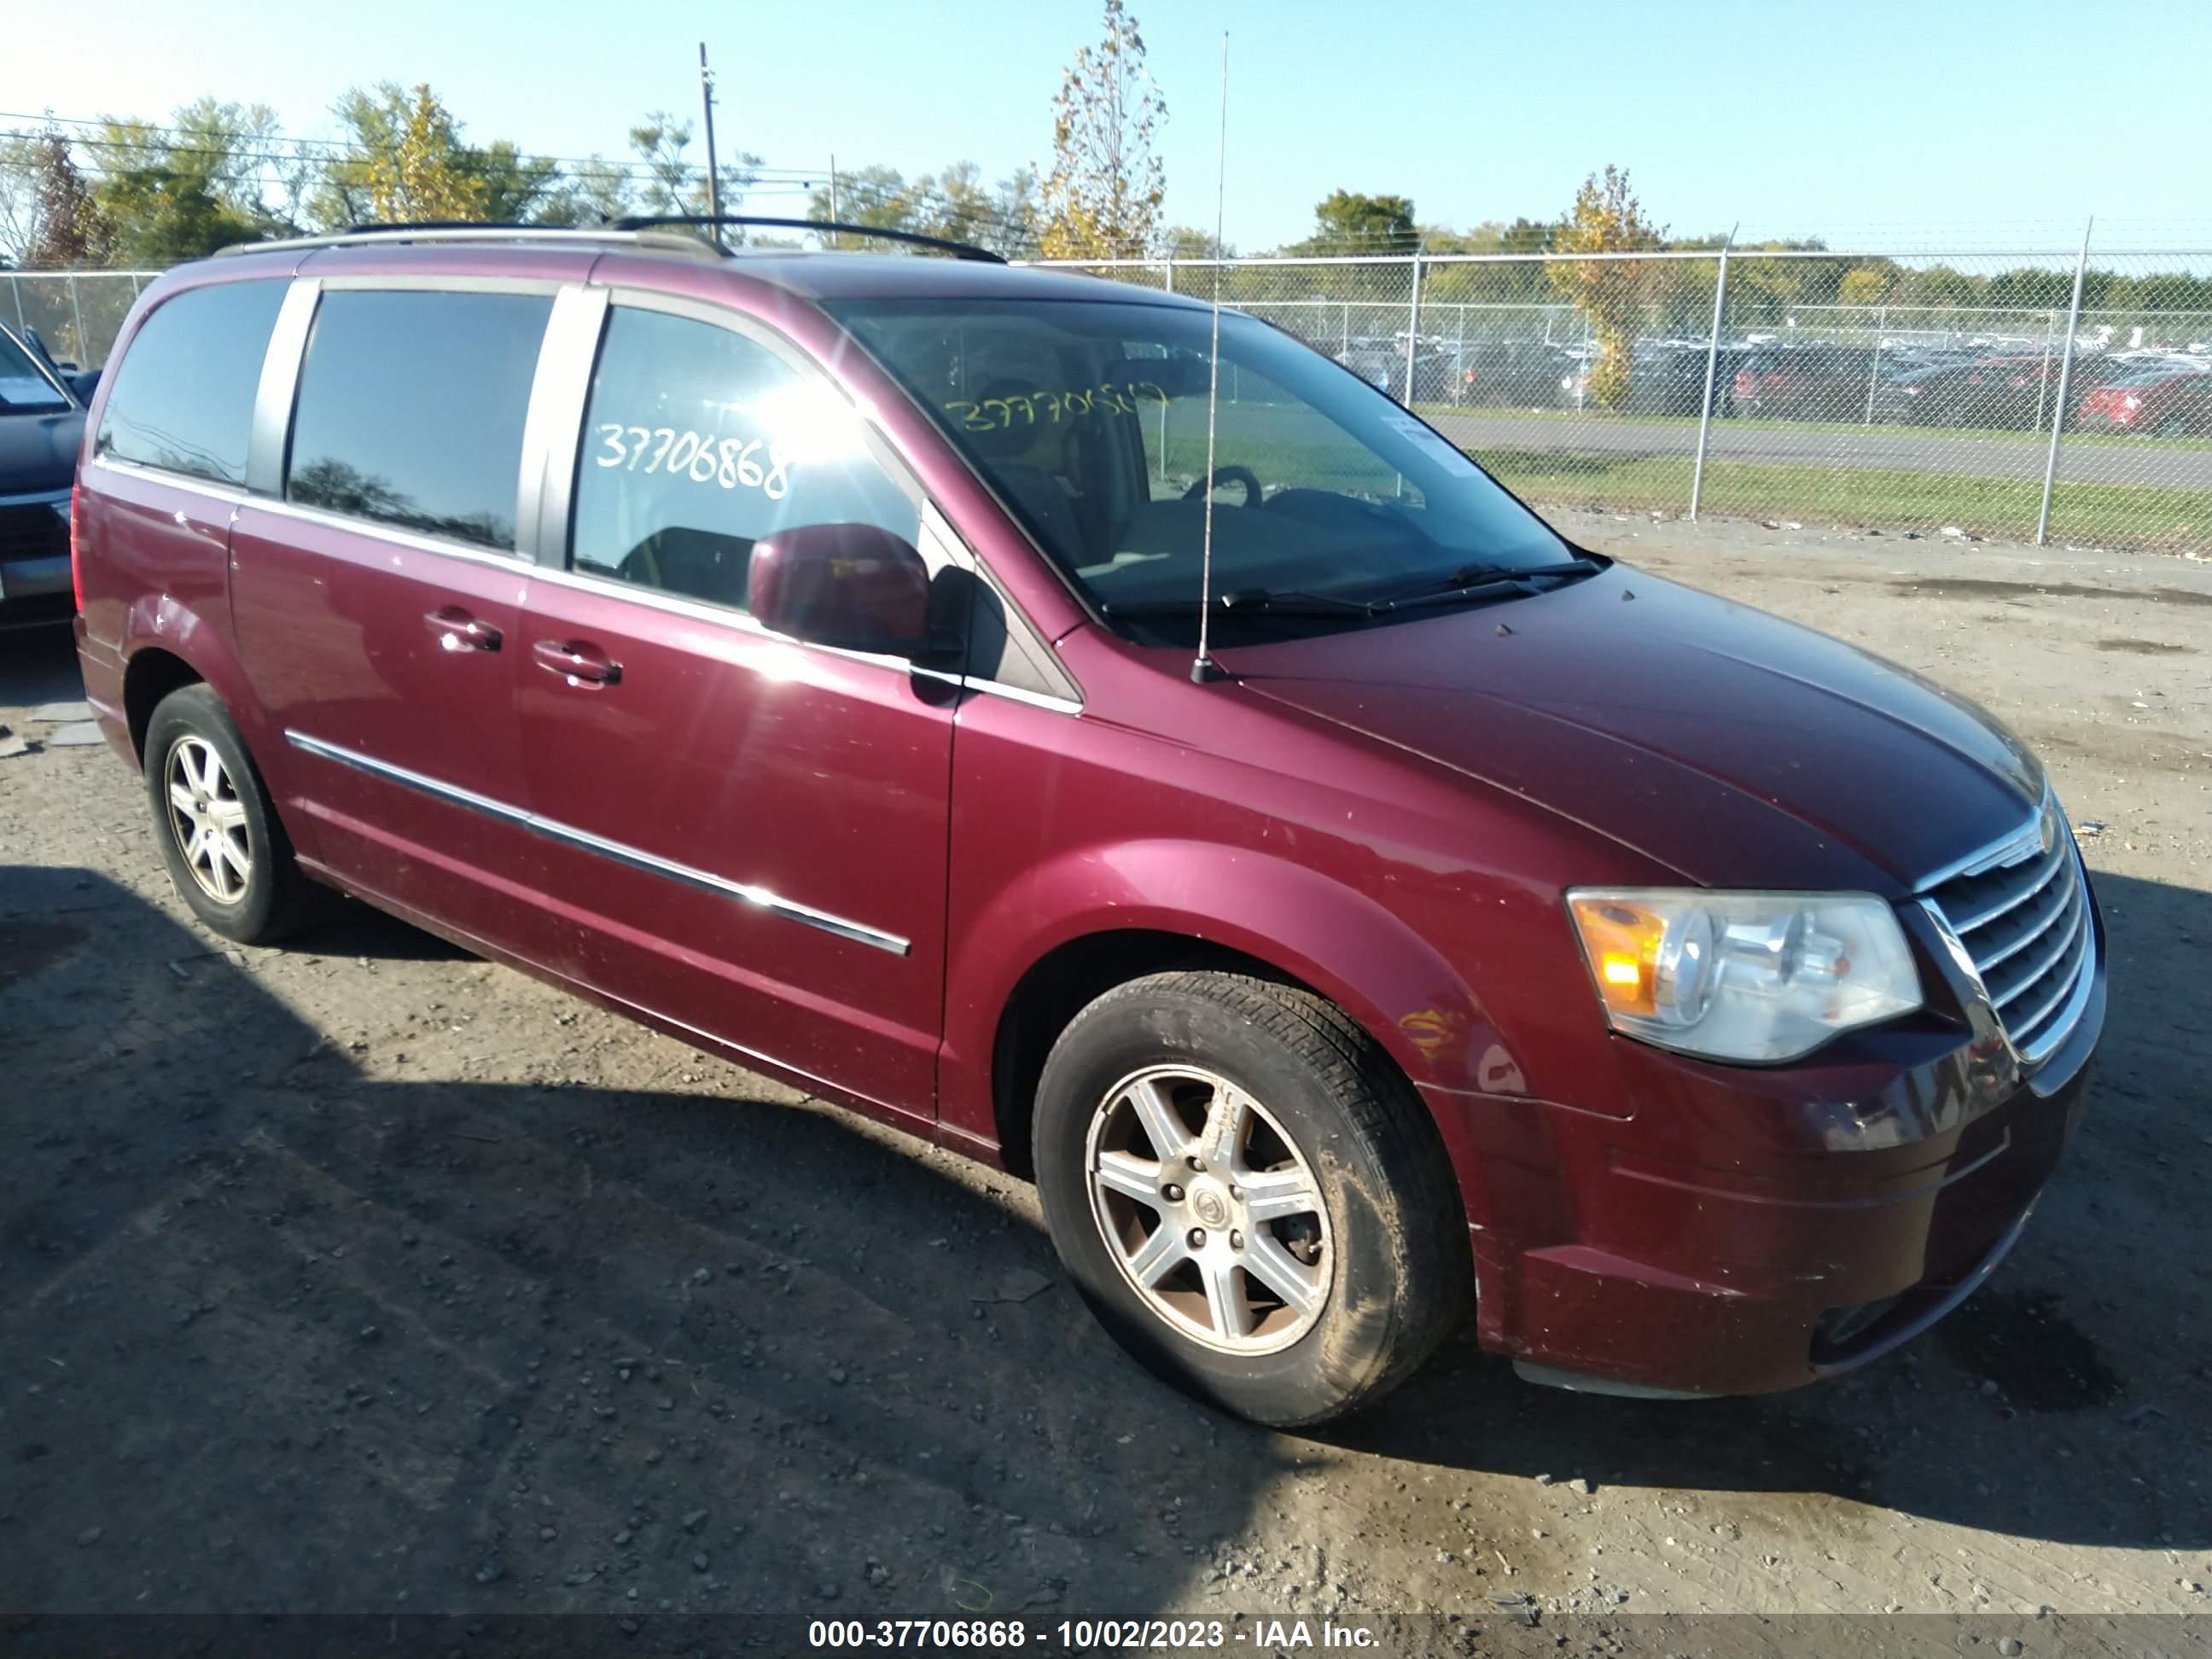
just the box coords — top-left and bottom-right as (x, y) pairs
(1190, 32), (1231, 684)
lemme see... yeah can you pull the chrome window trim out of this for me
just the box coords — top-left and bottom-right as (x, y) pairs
(285, 730), (911, 957)
(245, 276), (320, 497)
(90, 455), (253, 509)
(0, 486), (73, 509)
(527, 557), (1080, 712)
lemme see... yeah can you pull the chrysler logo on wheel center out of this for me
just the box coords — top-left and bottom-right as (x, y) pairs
(1192, 1187), (1230, 1228)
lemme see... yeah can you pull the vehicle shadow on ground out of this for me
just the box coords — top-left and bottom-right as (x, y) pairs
(0, 864), (1265, 1619)
(3, 856), (2203, 1623)
(1318, 866), (2211, 1555)
(0, 620), (86, 714)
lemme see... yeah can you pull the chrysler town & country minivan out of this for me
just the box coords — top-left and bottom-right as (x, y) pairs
(68, 223), (2102, 1425)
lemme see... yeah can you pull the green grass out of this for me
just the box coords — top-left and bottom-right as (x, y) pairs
(1145, 399), (2209, 550)
(1478, 447), (2212, 548)
(1407, 401), (2212, 454)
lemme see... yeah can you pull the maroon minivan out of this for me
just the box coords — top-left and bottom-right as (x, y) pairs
(68, 224), (2102, 1425)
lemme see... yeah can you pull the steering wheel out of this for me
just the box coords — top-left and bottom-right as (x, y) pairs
(1183, 464), (1262, 508)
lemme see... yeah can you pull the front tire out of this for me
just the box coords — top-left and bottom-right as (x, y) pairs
(1033, 971), (1471, 1426)
(143, 684), (322, 945)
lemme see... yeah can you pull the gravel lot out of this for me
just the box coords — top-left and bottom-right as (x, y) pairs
(2, 511), (2208, 1642)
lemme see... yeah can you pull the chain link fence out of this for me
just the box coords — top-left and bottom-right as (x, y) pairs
(1033, 242), (2212, 556)
(16, 247), (2212, 555)
(2, 271), (154, 372)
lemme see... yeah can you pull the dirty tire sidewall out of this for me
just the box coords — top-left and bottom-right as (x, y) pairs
(143, 684), (309, 946)
(1033, 972), (1469, 1428)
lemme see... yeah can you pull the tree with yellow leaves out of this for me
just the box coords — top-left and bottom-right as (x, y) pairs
(1039, 0), (1167, 260)
(1550, 166), (1665, 410)
(364, 85), (490, 223)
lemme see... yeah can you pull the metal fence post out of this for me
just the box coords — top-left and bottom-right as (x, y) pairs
(1862, 305), (1886, 425)
(1162, 259), (1173, 294)
(2033, 306), (2057, 433)
(2035, 217), (2093, 548)
(1689, 230), (1736, 521)
(67, 275), (88, 366)
(1404, 253), (1423, 403)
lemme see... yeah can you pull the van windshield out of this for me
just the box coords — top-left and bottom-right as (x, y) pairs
(0, 331), (70, 414)
(825, 298), (1571, 624)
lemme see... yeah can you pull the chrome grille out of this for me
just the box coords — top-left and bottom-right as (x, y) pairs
(1922, 795), (2094, 1065)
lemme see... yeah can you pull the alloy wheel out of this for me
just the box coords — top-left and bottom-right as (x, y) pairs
(164, 736), (253, 903)
(1084, 1064), (1333, 1354)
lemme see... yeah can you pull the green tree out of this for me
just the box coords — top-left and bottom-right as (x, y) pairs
(1837, 262), (1902, 307)
(1550, 166), (1664, 409)
(536, 155), (632, 226)
(87, 103), (296, 264)
(1162, 224), (1233, 259)
(625, 112), (758, 232)
(808, 161), (1039, 255)
(1039, 0), (1167, 259)
(1301, 189), (1416, 254)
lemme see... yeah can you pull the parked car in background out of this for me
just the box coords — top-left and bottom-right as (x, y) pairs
(1729, 345), (1890, 422)
(1871, 356), (2067, 430)
(0, 317), (84, 626)
(1334, 335), (1453, 405)
(2075, 360), (2212, 437)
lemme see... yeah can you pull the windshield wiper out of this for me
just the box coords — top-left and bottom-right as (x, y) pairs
(1101, 587), (1380, 619)
(1377, 556), (1603, 608)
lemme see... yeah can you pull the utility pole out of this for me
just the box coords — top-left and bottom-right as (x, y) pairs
(698, 43), (722, 247)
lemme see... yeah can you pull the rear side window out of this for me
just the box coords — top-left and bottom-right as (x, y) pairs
(96, 281), (286, 486)
(570, 306), (917, 614)
(288, 288), (552, 552)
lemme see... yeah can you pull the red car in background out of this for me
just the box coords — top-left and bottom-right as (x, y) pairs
(2075, 360), (2212, 436)
(67, 222), (2102, 1425)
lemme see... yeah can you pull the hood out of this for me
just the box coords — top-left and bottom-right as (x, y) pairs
(0, 410), (86, 498)
(1224, 562), (2044, 892)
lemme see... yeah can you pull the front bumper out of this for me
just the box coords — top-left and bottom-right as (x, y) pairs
(1436, 906), (2104, 1398)
(0, 489), (72, 605)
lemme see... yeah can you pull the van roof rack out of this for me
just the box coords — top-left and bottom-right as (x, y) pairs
(212, 223), (726, 261)
(213, 217), (1009, 266)
(607, 214), (1008, 265)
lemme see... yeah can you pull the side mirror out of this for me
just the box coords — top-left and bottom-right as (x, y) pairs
(748, 521), (934, 656)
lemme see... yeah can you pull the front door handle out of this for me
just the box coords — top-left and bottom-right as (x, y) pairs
(533, 638), (621, 686)
(425, 607), (501, 652)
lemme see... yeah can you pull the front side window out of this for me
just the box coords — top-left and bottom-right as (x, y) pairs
(570, 306), (918, 614)
(96, 281), (286, 484)
(826, 297), (1572, 631)
(0, 329), (71, 414)
(287, 288), (552, 551)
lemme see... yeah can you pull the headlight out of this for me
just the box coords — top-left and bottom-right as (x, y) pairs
(1566, 888), (1922, 1063)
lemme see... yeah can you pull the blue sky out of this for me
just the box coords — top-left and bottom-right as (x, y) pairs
(5, 0), (2208, 251)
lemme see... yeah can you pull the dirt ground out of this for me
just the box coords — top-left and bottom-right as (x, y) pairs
(1, 510), (2208, 1643)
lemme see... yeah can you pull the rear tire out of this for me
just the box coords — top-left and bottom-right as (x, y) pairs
(1032, 970), (1471, 1426)
(143, 684), (323, 945)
